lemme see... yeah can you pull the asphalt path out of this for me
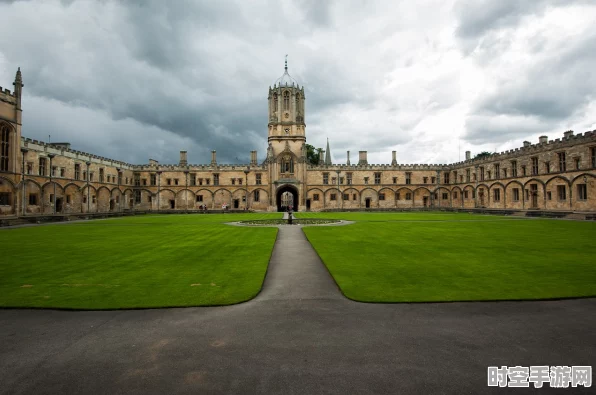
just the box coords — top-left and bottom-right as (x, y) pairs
(1, 224), (594, 394)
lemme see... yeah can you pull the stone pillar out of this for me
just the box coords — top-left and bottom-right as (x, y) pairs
(250, 150), (257, 166)
(465, 151), (471, 161)
(211, 150), (217, 166)
(391, 151), (397, 166)
(179, 151), (188, 166)
(318, 149), (324, 165)
(358, 151), (368, 166)
(346, 151), (350, 166)
(539, 136), (548, 144)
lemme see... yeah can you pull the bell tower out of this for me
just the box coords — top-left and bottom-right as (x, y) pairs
(266, 56), (307, 211)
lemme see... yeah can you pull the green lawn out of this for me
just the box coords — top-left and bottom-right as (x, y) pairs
(0, 213), (280, 309)
(299, 212), (596, 302)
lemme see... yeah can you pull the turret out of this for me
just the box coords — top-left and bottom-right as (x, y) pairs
(13, 67), (23, 109)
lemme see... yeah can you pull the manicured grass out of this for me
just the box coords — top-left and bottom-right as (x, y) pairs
(0, 213), (281, 309)
(300, 212), (596, 302)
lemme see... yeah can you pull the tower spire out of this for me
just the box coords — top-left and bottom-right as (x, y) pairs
(325, 138), (331, 165)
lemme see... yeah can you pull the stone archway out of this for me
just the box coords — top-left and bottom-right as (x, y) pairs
(276, 184), (299, 212)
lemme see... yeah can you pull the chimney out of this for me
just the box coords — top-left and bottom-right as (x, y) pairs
(523, 141), (531, 148)
(539, 136), (548, 144)
(564, 130), (574, 139)
(179, 150), (188, 166)
(149, 159), (159, 166)
(346, 151), (350, 166)
(358, 151), (368, 166)
(318, 149), (324, 165)
(250, 150), (257, 166)
(391, 151), (397, 166)
(465, 151), (471, 160)
(211, 150), (217, 166)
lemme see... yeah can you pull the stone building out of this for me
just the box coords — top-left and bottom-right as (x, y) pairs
(1, 64), (595, 216)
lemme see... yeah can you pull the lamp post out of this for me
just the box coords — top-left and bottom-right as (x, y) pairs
(336, 169), (341, 210)
(157, 171), (161, 212)
(184, 169), (189, 211)
(244, 167), (250, 211)
(48, 154), (56, 215)
(86, 161), (91, 214)
(21, 148), (28, 216)
(116, 167), (121, 212)
(474, 165), (479, 208)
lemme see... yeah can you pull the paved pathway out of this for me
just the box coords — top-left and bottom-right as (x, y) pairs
(1, 226), (595, 394)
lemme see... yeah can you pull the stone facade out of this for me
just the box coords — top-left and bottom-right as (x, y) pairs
(1, 66), (595, 216)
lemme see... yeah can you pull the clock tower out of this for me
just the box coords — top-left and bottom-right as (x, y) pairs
(266, 57), (307, 211)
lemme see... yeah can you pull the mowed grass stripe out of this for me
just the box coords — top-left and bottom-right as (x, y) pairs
(0, 213), (281, 309)
(301, 212), (596, 302)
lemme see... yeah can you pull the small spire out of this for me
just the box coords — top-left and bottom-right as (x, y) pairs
(285, 54), (288, 71)
(325, 138), (331, 165)
(14, 67), (23, 85)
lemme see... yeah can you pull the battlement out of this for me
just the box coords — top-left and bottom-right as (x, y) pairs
(133, 163), (267, 172)
(22, 137), (135, 169)
(308, 163), (446, 171)
(449, 129), (596, 169)
(0, 86), (16, 103)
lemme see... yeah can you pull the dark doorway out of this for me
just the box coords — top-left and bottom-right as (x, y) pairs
(531, 184), (538, 208)
(365, 198), (371, 208)
(110, 200), (115, 211)
(423, 196), (428, 207)
(276, 185), (299, 212)
(479, 189), (485, 207)
(233, 199), (239, 209)
(170, 200), (175, 209)
(306, 199), (311, 211)
(56, 198), (63, 213)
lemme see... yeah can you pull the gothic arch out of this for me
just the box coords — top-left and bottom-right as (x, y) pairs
(545, 175), (571, 187)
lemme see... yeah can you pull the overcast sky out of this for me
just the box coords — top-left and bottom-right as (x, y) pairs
(1, 0), (595, 166)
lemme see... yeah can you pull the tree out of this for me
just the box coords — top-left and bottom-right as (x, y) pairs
(305, 144), (320, 165)
(473, 151), (493, 160)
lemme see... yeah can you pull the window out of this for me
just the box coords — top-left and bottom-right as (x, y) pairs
(51, 166), (57, 177)
(460, 175), (463, 183)
(464, 190), (469, 199)
(454, 171), (458, 183)
(283, 91), (290, 110)
(99, 168), (104, 183)
(423, 177), (428, 184)
(198, 178), (203, 186)
(213, 174), (219, 186)
(174, 179), (179, 186)
(28, 193), (38, 205)
(231, 178), (236, 185)
(148, 195), (152, 203)
(431, 177), (436, 184)
(0, 124), (9, 171)
(472, 190), (476, 199)
(256, 173), (262, 185)
(374, 172), (381, 184)
(92, 195), (96, 204)
(575, 157), (581, 170)
(206, 179), (210, 185)
(379, 193), (385, 200)
(60, 168), (66, 177)
(364, 177), (369, 184)
(134, 174), (140, 187)
(339, 177), (344, 185)
(558, 152), (566, 172)
(405, 172), (411, 185)
(503, 168), (507, 178)
(545, 161), (550, 174)
(26, 162), (33, 174)
(480, 166), (485, 181)
(346, 173), (352, 185)
(331, 177), (336, 185)
(392, 177), (397, 184)
(465, 170), (470, 183)
(134, 190), (141, 204)
(125, 177), (128, 185)
(83, 171), (87, 181)
(442, 192), (448, 200)
(511, 161), (517, 177)
(141, 178), (146, 186)
(167, 178), (172, 186)
(443, 172), (450, 184)
(592, 147), (596, 168)
(90, 172), (94, 182)
(577, 184), (587, 200)
(521, 165), (526, 176)
(493, 189), (501, 202)
(238, 178), (242, 185)
(487, 171), (491, 180)
(273, 93), (278, 110)
(343, 193), (349, 201)
(313, 194), (320, 201)
(494, 164), (500, 179)
(396, 192), (401, 200)
(531, 157), (538, 175)
(547, 191), (552, 200)
(453, 192), (458, 199)
(196, 195), (203, 202)
(254, 190), (260, 202)
(330, 193), (337, 201)
(405, 192), (412, 200)
(0, 192), (10, 205)
(39, 158), (47, 176)
(83, 195), (87, 204)
(66, 195), (71, 204)
(323, 173), (329, 185)
(352, 194), (357, 200)
(281, 155), (294, 173)
(118, 172), (122, 185)
(557, 185), (566, 200)
(74, 163), (80, 180)
(150, 174), (156, 186)
(512, 188), (520, 201)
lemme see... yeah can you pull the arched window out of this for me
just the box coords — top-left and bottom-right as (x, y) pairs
(295, 93), (301, 114)
(0, 123), (10, 172)
(283, 91), (290, 111)
(273, 93), (278, 112)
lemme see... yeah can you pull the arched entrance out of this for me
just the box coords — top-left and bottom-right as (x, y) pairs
(276, 184), (299, 212)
